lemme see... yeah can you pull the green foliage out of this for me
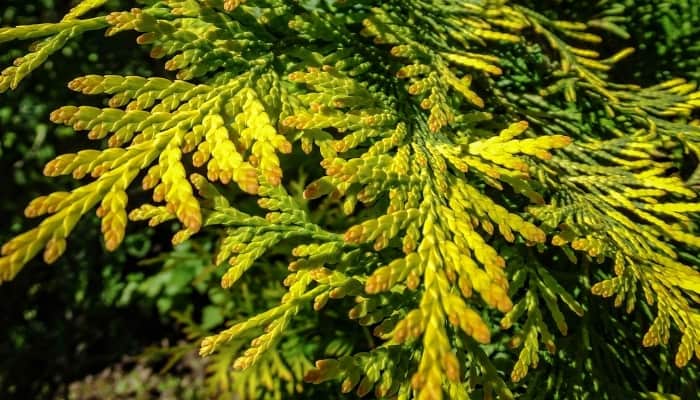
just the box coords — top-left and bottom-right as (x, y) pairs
(1, 1), (699, 399)
(0, 1), (179, 398)
(523, 0), (700, 82)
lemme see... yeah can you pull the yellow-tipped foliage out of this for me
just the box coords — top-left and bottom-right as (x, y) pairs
(1, 0), (699, 399)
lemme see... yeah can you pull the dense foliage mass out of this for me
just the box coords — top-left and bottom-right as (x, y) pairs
(1, 0), (699, 399)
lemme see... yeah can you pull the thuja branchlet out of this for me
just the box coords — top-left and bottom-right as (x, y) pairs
(1, 0), (699, 398)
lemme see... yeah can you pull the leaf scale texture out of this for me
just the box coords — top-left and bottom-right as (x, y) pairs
(1, 0), (699, 398)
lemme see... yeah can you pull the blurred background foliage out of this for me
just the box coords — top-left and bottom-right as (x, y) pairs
(0, 0), (699, 399)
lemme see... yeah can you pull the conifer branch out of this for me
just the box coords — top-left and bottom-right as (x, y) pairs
(1, 0), (698, 398)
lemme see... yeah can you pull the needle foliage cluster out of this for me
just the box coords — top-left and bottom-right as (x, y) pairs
(1, 1), (699, 399)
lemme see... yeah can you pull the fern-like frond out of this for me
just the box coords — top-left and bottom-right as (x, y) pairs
(1, 0), (698, 398)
